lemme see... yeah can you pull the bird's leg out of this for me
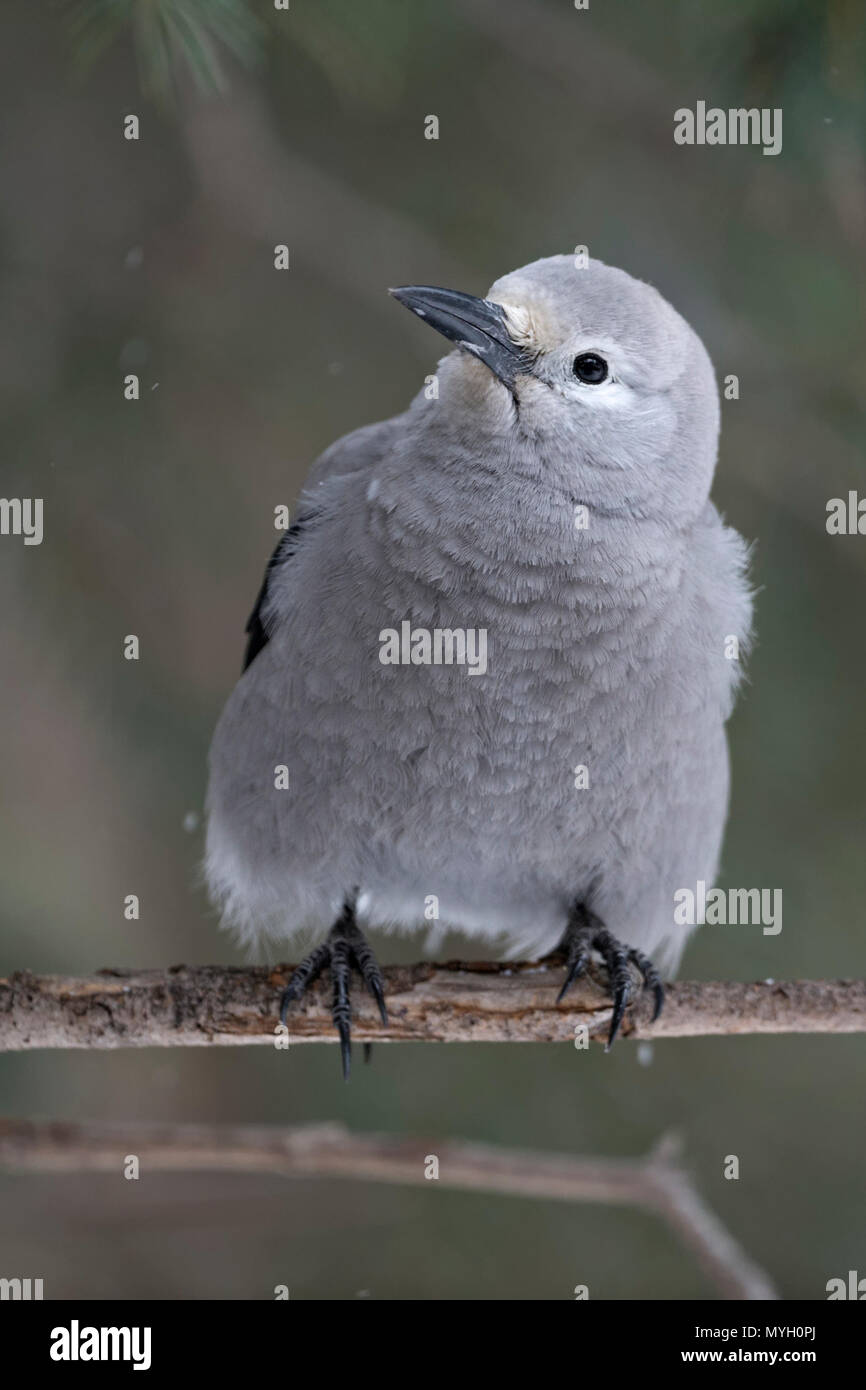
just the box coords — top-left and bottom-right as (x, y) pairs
(547, 902), (665, 1049)
(278, 900), (388, 1080)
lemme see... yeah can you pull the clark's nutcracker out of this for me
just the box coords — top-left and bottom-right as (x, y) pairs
(206, 255), (753, 1075)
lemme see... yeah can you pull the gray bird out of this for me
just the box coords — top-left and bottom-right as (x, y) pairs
(206, 254), (753, 1076)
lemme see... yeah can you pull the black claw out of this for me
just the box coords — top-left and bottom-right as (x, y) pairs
(363, 1042), (373, 1064)
(338, 1020), (352, 1081)
(330, 934), (353, 1078)
(349, 927), (389, 1027)
(628, 947), (665, 1023)
(549, 906), (664, 1048)
(369, 980), (389, 1027)
(551, 903), (591, 1003)
(606, 1000), (625, 1045)
(594, 929), (633, 1050)
(556, 947), (589, 1004)
(605, 986), (629, 1050)
(277, 906), (389, 1077)
(650, 983), (664, 1023)
(602, 967), (632, 1048)
(279, 942), (330, 1025)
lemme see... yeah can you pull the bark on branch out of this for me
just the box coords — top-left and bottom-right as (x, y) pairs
(0, 963), (862, 1051)
(0, 1118), (777, 1300)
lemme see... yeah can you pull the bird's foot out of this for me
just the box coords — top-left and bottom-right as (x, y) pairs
(548, 905), (664, 1049)
(279, 903), (388, 1080)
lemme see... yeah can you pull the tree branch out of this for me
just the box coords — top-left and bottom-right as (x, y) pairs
(0, 1117), (777, 1300)
(0, 963), (863, 1050)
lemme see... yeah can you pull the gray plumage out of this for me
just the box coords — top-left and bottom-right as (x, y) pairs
(206, 255), (752, 982)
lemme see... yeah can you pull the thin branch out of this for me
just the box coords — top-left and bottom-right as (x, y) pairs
(0, 1117), (777, 1301)
(0, 964), (863, 1051)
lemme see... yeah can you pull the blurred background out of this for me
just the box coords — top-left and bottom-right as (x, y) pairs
(1, 0), (864, 1299)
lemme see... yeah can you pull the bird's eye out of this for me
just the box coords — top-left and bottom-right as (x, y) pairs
(572, 352), (608, 385)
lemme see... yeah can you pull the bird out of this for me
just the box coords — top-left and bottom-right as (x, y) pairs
(205, 254), (753, 1078)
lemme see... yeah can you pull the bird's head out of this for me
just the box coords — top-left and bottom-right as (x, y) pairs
(390, 255), (719, 524)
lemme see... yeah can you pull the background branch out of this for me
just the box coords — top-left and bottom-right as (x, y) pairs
(0, 1117), (777, 1301)
(0, 964), (863, 1050)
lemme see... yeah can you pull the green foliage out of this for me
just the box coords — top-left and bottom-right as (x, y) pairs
(284, 0), (413, 109)
(694, 0), (866, 141)
(62, 0), (264, 103)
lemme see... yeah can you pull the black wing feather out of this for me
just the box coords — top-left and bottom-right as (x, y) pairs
(242, 512), (317, 671)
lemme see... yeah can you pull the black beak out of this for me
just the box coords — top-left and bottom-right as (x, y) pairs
(389, 285), (534, 389)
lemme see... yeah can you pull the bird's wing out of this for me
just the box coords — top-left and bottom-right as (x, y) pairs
(242, 512), (317, 671)
(241, 415), (403, 672)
